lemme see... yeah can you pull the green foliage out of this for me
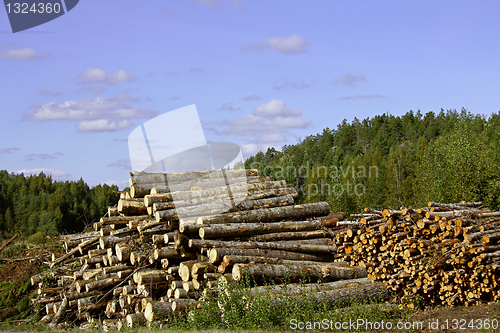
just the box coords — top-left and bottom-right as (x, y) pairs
(167, 278), (411, 331)
(26, 232), (47, 244)
(246, 108), (500, 213)
(0, 172), (120, 237)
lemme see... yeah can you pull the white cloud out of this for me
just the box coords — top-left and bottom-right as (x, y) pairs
(259, 133), (286, 143)
(254, 99), (301, 117)
(24, 94), (156, 133)
(189, 0), (224, 7)
(76, 119), (134, 132)
(273, 80), (315, 90)
(219, 102), (241, 111)
(218, 99), (310, 136)
(24, 95), (157, 121)
(242, 94), (260, 101)
(24, 152), (63, 161)
(242, 35), (309, 54)
(163, 7), (175, 14)
(87, 179), (129, 191)
(78, 86), (107, 94)
(107, 158), (132, 170)
(0, 147), (21, 154)
(16, 168), (71, 181)
(339, 94), (387, 100)
(189, 67), (207, 73)
(241, 142), (282, 157)
(77, 68), (137, 85)
(0, 47), (53, 59)
(332, 74), (367, 87)
(40, 89), (63, 97)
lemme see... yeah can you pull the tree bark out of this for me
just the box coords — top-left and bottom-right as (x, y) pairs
(0, 233), (18, 253)
(198, 202), (331, 225)
(118, 199), (148, 215)
(153, 248), (180, 260)
(232, 263), (367, 282)
(199, 220), (322, 239)
(135, 270), (169, 285)
(126, 313), (146, 328)
(267, 282), (388, 307)
(85, 277), (121, 292)
(208, 247), (332, 264)
(251, 230), (329, 242)
(144, 301), (172, 322)
(246, 277), (372, 296)
(151, 180), (287, 202)
(190, 239), (337, 253)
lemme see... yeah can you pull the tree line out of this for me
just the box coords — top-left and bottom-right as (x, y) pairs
(245, 108), (500, 215)
(0, 171), (120, 237)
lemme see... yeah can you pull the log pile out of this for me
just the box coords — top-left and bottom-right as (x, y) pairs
(30, 169), (374, 329)
(331, 201), (500, 307)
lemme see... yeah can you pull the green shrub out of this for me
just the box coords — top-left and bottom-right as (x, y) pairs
(27, 232), (47, 244)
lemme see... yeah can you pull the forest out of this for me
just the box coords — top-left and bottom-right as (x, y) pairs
(0, 171), (119, 237)
(245, 108), (500, 215)
(2, 108), (499, 238)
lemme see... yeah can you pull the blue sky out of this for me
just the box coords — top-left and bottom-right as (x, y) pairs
(1, 0), (499, 189)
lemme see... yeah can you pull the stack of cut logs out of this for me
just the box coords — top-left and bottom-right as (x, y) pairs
(30, 169), (378, 330)
(331, 201), (500, 307)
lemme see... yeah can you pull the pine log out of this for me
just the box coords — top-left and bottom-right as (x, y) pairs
(85, 277), (121, 292)
(126, 313), (146, 328)
(199, 220), (322, 239)
(49, 296), (68, 327)
(268, 282), (388, 307)
(51, 237), (99, 267)
(135, 270), (169, 284)
(198, 202), (331, 225)
(246, 277), (372, 296)
(208, 247), (332, 264)
(145, 186), (296, 209)
(251, 230), (329, 242)
(232, 263), (367, 282)
(144, 301), (173, 322)
(153, 248), (179, 261)
(172, 299), (198, 313)
(190, 239), (336, 253)
(118, 199), (148, 215)
(151, 180), (286, 203)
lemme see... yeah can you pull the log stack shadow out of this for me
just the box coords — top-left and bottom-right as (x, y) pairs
(30, 169), (374, 329)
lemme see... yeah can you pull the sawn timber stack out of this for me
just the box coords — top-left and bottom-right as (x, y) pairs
(30, 169), (375, 330)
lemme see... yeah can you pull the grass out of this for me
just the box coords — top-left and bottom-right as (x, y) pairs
(161, 276), (414, 332)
